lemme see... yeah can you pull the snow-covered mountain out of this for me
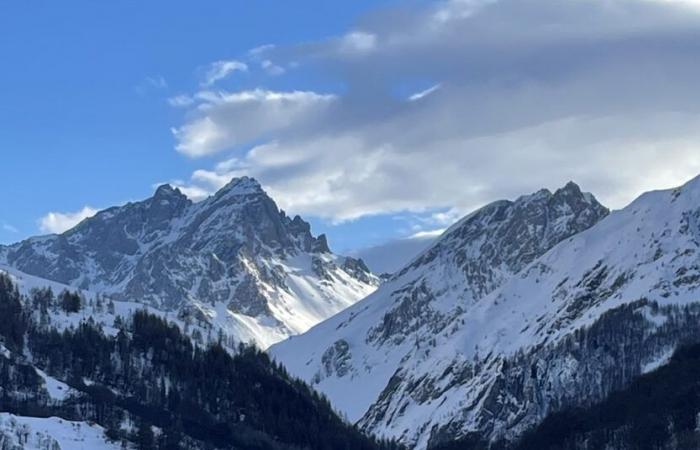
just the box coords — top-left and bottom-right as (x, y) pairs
(272, 180), (669, 447)
(0, 177), (377, 349)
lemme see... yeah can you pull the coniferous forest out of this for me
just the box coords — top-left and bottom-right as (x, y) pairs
(0, 273), (403, 450)
(433, 342), (700, 450)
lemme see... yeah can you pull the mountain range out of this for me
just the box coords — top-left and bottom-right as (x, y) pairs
(272, 177), (700, 448)
(3, 175), (700, 449)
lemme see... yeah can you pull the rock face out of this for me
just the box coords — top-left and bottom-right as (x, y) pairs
(271, 181), (613, 447)
(0, 177), (377, 349)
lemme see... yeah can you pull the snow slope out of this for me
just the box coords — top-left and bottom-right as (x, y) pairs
(0, 413), (122, 450)
(354, 176), (700, 447)
(0, 264), (259, 352)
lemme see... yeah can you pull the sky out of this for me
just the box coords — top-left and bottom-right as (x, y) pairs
(3, 0), (700, 254)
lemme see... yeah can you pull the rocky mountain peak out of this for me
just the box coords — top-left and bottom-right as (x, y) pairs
(215, 176), (265, 198)
(145, 184), (192, 220)
(399, 182), (608, 299)
(560, 180), (582, 194)
(153, 183), (185, 200)
(0, 177), (378, 348)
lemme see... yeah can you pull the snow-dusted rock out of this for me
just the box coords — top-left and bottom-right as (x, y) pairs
(0, 413), (121, 450)
(273, 180), (654, 447)
(0, 177), (377, 349)
(275, 176), (700, 448)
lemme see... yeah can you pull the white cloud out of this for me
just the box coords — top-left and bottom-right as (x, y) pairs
(168, 94), (195, 107)
(135, 75), (168, 95)
(249, 44), (276, 56)
(201, 60), (248, 87)
(408, 83), (441, 101)
(171, 0), (700, 222)
(145, 75), (167, 89)
(261, 60), (286, 76)
(38, 206), (98, 234)
(434, 0), (496, 22)
(172, 89), (336, 157)
(173, 184), (211, 202)
(339, 31), (377, 54)
(176, 114), (700, 221)
(410, 229), (446, 239)
(2, 223), (18, 233)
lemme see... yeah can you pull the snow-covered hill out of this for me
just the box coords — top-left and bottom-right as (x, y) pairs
(0, 264), (233, 352)
(0, 177), (377, 349)
(0, 413), (123, 450)
(271, 183), (608, 447)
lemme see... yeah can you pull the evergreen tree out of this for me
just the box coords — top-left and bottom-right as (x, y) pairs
(60, 290), (81, 313)
(136, 419), (155, 450)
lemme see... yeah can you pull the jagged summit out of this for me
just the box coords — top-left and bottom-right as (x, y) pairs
(153, 183), (185, 198)
(399, 182), (608, 297)
(215, 175), (266, 198)
(0, 177), (378, 349)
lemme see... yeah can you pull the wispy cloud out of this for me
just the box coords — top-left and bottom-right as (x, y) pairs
(167, 94), (195, 107)
(171, 89), (336, 157)
(1, 223), (18, 233)
(260, 60), (286, 76)
(339, 31), (377, 54)
(38, 206), (98, 234)
(201, 60), (248, 87)
(135, 75), (168, 95)
(408, 84), (441, 101)
(410, 229), (446, 239)
(249, 44), (276, 56)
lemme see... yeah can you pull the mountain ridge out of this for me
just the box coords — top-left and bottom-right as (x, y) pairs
(270, 181), (610, 442)
(271, 175), (700, 448)
(0, 176), (377, 349)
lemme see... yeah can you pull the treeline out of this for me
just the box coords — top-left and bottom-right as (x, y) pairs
(512, 342), (700, 450)
(432, 342), (700, 450)
(0, 273), (404, 450)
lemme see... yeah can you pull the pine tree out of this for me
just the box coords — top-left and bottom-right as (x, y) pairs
(136, 420), (155, 450)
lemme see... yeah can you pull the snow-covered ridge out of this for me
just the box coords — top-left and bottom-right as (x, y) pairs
(0, 177), (378, 349)
(0, 265), (226, 353)
(272, 176), (700, 447)
(271, 181), (609, 437)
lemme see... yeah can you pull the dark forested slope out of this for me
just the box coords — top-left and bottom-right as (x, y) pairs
(0, 273), (402, 450)
(433, 341), (700, 450)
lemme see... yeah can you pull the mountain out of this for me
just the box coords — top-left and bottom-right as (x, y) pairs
(270, 181), (611, 447)
(511, 342), (700, 450)
(350, 232), (441, 275)
(0, 273), (401, 450)
(435, 342), (700, 450)
(0, 177), (378, 349)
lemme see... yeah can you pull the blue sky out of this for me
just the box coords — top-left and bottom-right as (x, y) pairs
(3, 0), (700, 253)
(0, 0), (415, 251)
